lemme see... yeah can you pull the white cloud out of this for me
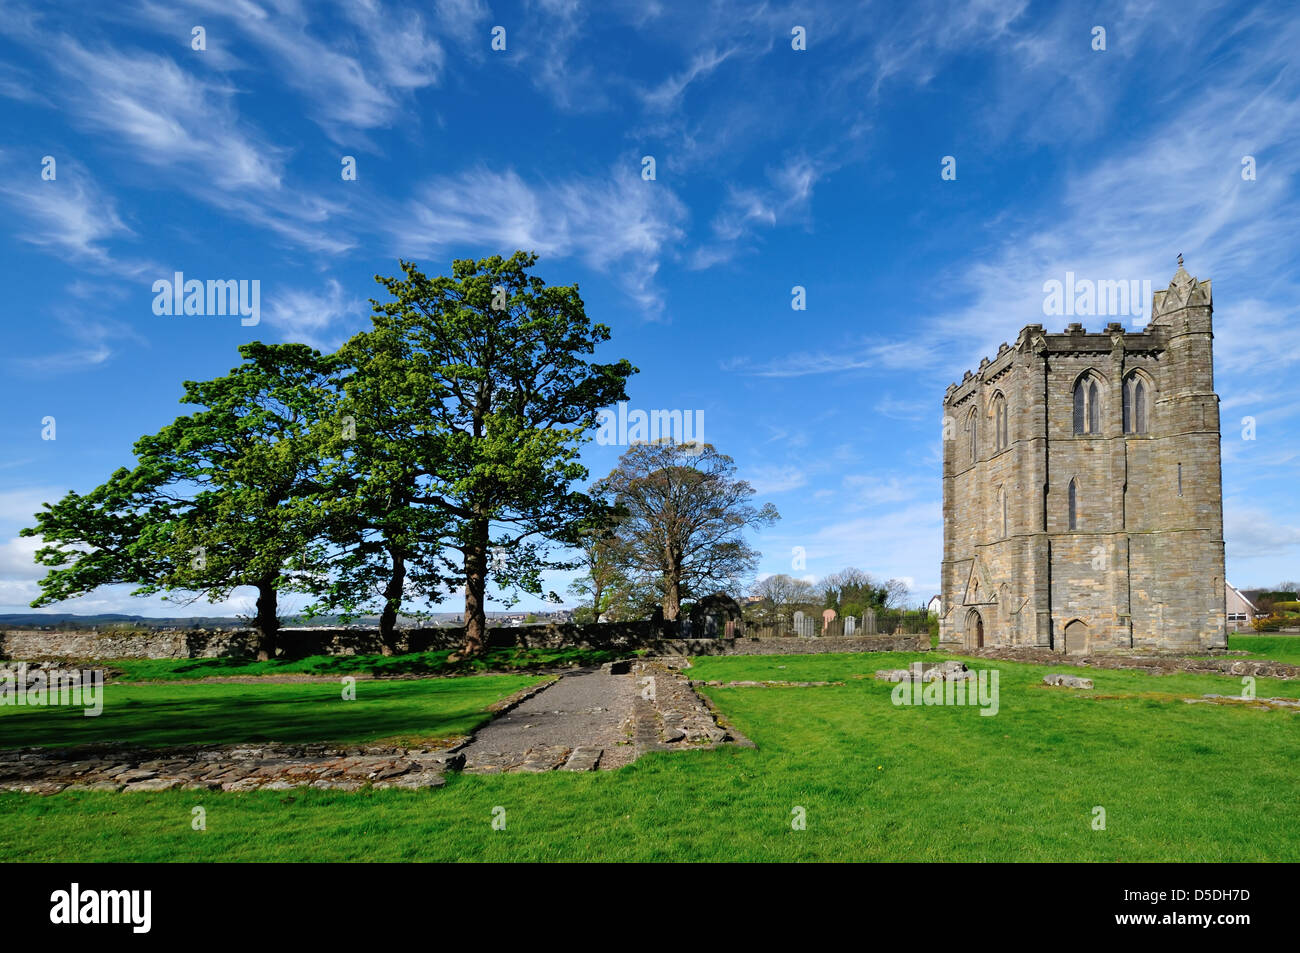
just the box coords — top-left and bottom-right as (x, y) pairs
(873, 394), (928, 421)
(50, 39), (283, 191)
(13, 310), (148, 374)
(0, 59), (46, 105)
(390, 165), (688, 312)
(640, 46), (736, 113)
(0, 489), (64, 526)
(725, 338), (940, 378)
(514, 0), (609, 112)
(4, 22), (354, 256)
(694, 154), (825, 266)
(747, 465), (808, 495)
(432, 0), (493, 47)
(761, 500), (944, 599)
(1225, 501), (1300, 558)
(266, 279), (365, 350)
(0, 535), (43, 579)
(132, 0), (455, 138)
(0, 582), (264, 618)
(0, 159), (142, 272)
(840, 475), (917, 506)
(0, 578), (40, 608)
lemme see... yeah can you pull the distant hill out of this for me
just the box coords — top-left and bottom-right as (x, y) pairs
(0, 613), (251, 629)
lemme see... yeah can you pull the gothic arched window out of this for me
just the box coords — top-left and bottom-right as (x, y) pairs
(1073, 374), (1102, 435)
(992, 393), (1008, 451)
(966, 409), (978, 464)
(1068, 477), (1079, 530)
(998, 485), (1008, 537)
(1123, 373), (1149, 434)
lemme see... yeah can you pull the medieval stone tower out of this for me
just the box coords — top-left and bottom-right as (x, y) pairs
(938, 260), (1228, 654)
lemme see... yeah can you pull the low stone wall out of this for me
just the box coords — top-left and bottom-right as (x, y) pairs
(721, 635), (929, 655)
(0, 620), (667, 661)
(0, 627), (260, 661)
(0, 624), (928, 661)
(493, 621), (663, 650)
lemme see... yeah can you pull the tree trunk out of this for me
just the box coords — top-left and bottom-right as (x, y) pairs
(254, 579), (280, 661)
(378, 548), (406, 656)
(660, 540), (684, 623)
(662, 573), (680, 622)
(458, 518), (490, 658)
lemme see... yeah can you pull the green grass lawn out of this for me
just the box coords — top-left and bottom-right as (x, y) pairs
(0, 674), (542, 750)
(3, 650), (1299, 861)
(1226, 633), (1300, 664)
(102, 646), (627, 682)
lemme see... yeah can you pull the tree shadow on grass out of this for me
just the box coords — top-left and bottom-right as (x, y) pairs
(116, 647), (622, 681)
(0, 677), (536, 750)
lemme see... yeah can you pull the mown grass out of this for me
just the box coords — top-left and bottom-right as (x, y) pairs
(0, 674), (542, 750)
(103, 646), (627, 682)
(3, 651), (1299, 861)
(1226, 634), (1300, 665)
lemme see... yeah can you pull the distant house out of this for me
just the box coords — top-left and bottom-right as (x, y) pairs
(926, 594), (942, 617)
(1225, 582), (1259, 630)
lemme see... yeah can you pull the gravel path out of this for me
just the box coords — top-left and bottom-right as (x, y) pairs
(461, 666), (640, 773)
(459, 659), (754, 774)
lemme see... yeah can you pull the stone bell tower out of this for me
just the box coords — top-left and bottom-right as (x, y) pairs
(939, 258), (1227, 654)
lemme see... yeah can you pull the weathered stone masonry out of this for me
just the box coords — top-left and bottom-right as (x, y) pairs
(939, 261), (1227, 654)
(0, 625), (927, 661)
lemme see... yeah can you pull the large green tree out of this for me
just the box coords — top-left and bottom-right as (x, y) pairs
(596, 441), (780, 621)
(22, 343), (341, 658)
(302, 332), (452, 652)
(359, 251), (635, 656)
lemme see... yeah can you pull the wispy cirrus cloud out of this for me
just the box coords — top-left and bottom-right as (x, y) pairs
(840, 474), (917, 507)
(266, 279), (366, 351)
(10, 302), (149, 374)
(0, 9), (356, 256)
(639, 46), (737, 113)
(132, 0), (461, 139)
(49, 39), (284, 190)
(512, 0), (612, 113)
(0, 59), (45, 105)
(388, 164), (688, 313)
(0, 156), (154, 275)
(728, 7), (1300, 383)
(691, 154), (827, 267)
(724, 337), (940, 378)
(747, 465), (808, 495)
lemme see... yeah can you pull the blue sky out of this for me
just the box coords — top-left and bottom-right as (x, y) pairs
(1, 0), (1298, 619)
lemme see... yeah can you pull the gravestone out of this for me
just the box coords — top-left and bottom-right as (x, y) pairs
(792, 610), (806, 638)
(822, 608), (836, 634)
(863, 608), (877, 635)
(844, 615), (857, 636)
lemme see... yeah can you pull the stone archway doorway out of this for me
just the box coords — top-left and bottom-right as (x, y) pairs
(1063, 619), (1088, 655)
(967, 609), (985, 650)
